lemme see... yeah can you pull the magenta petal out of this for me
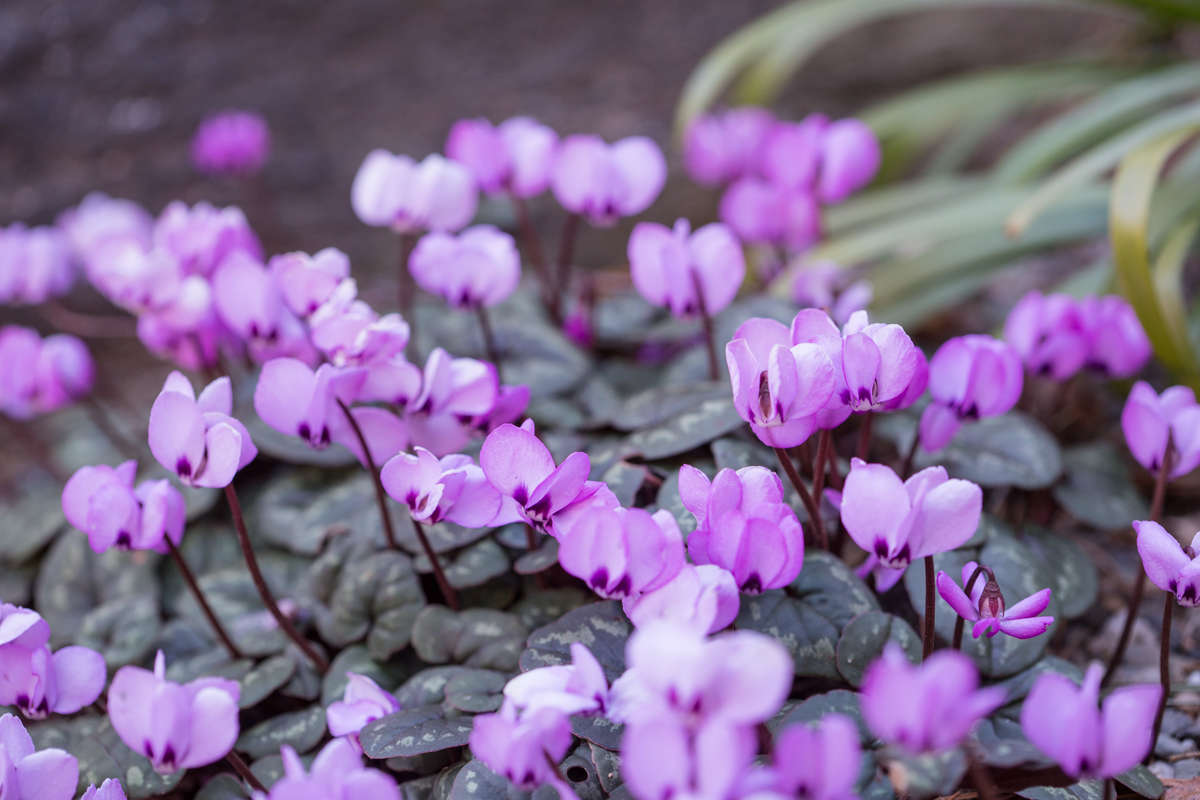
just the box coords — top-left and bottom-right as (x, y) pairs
(907, 477), (982, 559)
(620, 718), (689, 800)
(919, 401), (962, 452)
(15, 748), (79, 800)
(1135, 520), (1189, 594)
(677, 464), (712, 524)
(529, 450), (590, 516)
(254, 358), (318, 440)
(480, 423), (555, 498)
(1098, 683), (1161, 776)
(997, 616), (1054, 639)
(332, 406), (408, 467)
(936, 571), (979, 622)
(611, 136), (666, 217)
(1006, 588), (1052, 620)
(179, 685), (240, 768)
(48, 646), (105, 714)
(148, 390), (206, 480)
(840, 460), (910, 557)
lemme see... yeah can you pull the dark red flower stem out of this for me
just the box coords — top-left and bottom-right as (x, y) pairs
(411, 517), (460, 611)
(774, 447), (828, 550)
(335, 399), (398, 551)
(952, 564), (990, 650)
(509, 194), (554, 317)
(475, 305), (502, 376)
(1151, 592), (1173, 764)
(1104, 441), (1173, 686)
(813, 429), (832, 503)
(224, 483), (330, 674)
(165, 538), (243, 660)
(922, 555), (936, 659)
(551, 212), (580, 321)
(688, 269), (719, 381)
(226, 750), (267, 793)
(856, 412), (874, 461)
(525, 524), (549, 590)
(967, 750), (999, 800)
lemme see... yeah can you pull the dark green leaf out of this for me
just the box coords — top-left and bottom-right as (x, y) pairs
(449, 759), (528, 800)
(238, 654), (297, 709)
(1115, 766), (1164, 799)
(509, 589), (591, 631)
(1018, 780), (1105, 800)
(415, 539), (510, 591)
(970, 717), (1054, 769)
(599, 461), (648, 506)
(252, 469), (396, 555)
(993, 656), (1084, 705)
(235, 704), (326, 759)
(361, 705), (475, 758)
(29, 714), (182, 799)
(513, 537), (559, 577)
(769, 689), (867, 741)
(836, 611), (921, 687)
(196, 774), (250, 800)
(75, 593), (161, 668)
(884, 748), (967, 800)
(626, 397), (745, 460)
(0, 469), (65, 564)
(412, 607), (527, 671)
(520, 601), (632, 682)
(1024, 525), (1099, 619)
(445, 669), (508, 713)
(1052, 441), (1148, 530)
(917, 412), (1063, 489)
(616, 382), (730, 431)
(321, 645), (401, 706)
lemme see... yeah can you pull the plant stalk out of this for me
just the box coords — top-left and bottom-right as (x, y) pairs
(226, 750), (267, 793)
(1151, 592), (1173, 764)
(774, 446), (828, 550)
(412, 517), (460, 611)
(335, 399), (398, 550)
(923, 555), (936, 659)
(952, 564), (990, 650)
(165, 539), (243, 660)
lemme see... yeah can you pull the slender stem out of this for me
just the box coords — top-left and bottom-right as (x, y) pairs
(966, 751), (999, 800)
(335, 399), (398, 550)
(552, 212), (580, 321)
(412, 518), (460, 611)
(226, 750), (267, 793)
(1105, 443), (1173, 686)
(38, 300), (136, 339)
(774, 447), (828, 550)
(224, 484), (329, 673)
(474, 305), (502, 375)
(688, 268), (719, 381)
(166, 539), (243, 660)
(1151, 592), (1173, 763)
(922, 555), (936, 659)
(855, 412), (874, 461)
(899, 426), (920, 479)
(813, 429), (832, 502)
(953, 565), (990, 650)
(509, 194), (552, 307)
(525, 524), (548, 589)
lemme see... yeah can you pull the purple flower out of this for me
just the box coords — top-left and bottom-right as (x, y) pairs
(470, 700), (573, 791)
(628, 219), (745, 318)
(622, 716), (755, 800)
(326, 673), (400, 752)
(817, 118), (881, 204)
(153, 200), (261, 278)
(1076, 295), (1150, 378)
(791, 261), (873, 326)
(719, 178), (821, 251)
(381, 446), (513, 528)
(445, 116), (559, 197)
(725, 317), (837, 448)
(936, 561), (1054, 639)
(683, 107), (776, 186)
(192, 110), (270, 176)
(503, 642), (608, 715)
(1020, 663), (1160, 778)
(0, 713), (79, 800)
(351, 150), (477, 233)
(1121, 382), (1200, 478)
(791, 309), (922, 416)
(409, 225), (521, 309)
(762, 115), (828, 191)
(57, 192), (153, 275)
(254, 358), (363, 449)
(550, 135), (666, 225)
(557, 506), (685, 599)
(862, 643), (1004, 753)
(920, 334), (1023, 452)
(1135, 520), (1200, 606)
(135, 287), (223, 373)
(621, 563), (740, 635)
(108, 650), (240, 774)
(841, 459), (982, 591)
(405, 348), (499, 456)
(251, 738), (400, 800)
(772, 714), (861, 800)
(269, 248), (351, 319)
(0, 223), (74, 305)
(211, 250), (306, 352)
(148, 372), (257, 488)
(679, 465), (805, 593)
(62, 460), (185, 553)
(1003, 291), (1089, 380)
(0, 604), (105, 720)
(479, 421), (590, 535)
(82, 779), (128, 800)
(0, 328), (94, 419)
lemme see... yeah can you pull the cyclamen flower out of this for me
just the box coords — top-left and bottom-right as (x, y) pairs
(920, 334), (1023, 452)
(762, 115), (828, 192)
(351, 150), (477, 233)
(1121, 382), (1200, 478)
(62, 460), (185, 553)
(841, 459), (982, 591)
(191, 110), (270, 176)
(725, 317), (837, 448)
(381, 446), (512, 528)
(82, 779), (128, 800)
(326, 673), (401, 752)
(405, 348), (499, 456)
(0, 327), (94, 419)
(269, 248), (351, 318)
(817, 118), (882, 204)
(1076, 295), (1150, 378)
(936, 562), (1054, 639)
(0, 223), (74, 305)
(0, 604), (105, 720)
(409, 225), (520, 308)
(153, 200), (261, 278)
(1021, 663), (1159, 778)
(148, 372), (257, 488)
(1135, 520), (1200, 606)
(862, 643), (1004, 753)
(772, 714), (862, 800)
(252, 738), (399, 800)
(622, 716), (755, 800)
(470, 700), (573, 791)
(503, 642), (608, 715)
(791, 261), (873, 327)
(557, 506), (685, 599)
(1004, 291), (1090, 380)
(679, 465), (805, 593)
(719, 178), (821, 251)
(628, 219), (745, 318)
(445, 116), (559, 196)
(479, 421), (590, 535)
(108, 650), (240, 774)
(0, 713), (79, 800)
(551, 135), (666, 225)
(211, 250), (313, 358)
(621, 563), (740, 635)
(683, 107), (776, 186)
(57, 192), (153, 273)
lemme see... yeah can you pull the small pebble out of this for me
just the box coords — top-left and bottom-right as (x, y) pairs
(1162, 709), (1192, 737)
(1156, 733), (1193, 757)
(1174, 759), (1200, 780)
(1150, 761), (1175, 780)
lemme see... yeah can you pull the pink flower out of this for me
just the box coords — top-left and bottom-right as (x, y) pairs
(57, 192), (153, 276)
(0, 713), (79, 800)
(148, 372), (257, 488)
(191, 110), (270, 176)
(1121, 382), (1200, 478)
(381, 446), (512, 528)
(1076, 295), (1150, 378)
(719, 178), (821, 251)
(405, 348), (498, 456)
(1003, 291), (1089, 380)
(445, 116), (559, 197)
(557, 506), (685, 599)
(351, 150), (477, 233)
(551, 135), (666, 225)
(628, 219), (745, 318)
(153, 200), (261, 278)
(0, 604), (105, 720)
(841, 459), (982, 591)
(503, 642), (608, 715)
(326, 673), (400, 753)
(62, 460), (185, 553)
(409, 225), (520, 308)
(479, 421), (589, 535)
(762, 115), (828, 191)
(251, 738), (399, 800)
(81, 779), (128, 800)
(772, 714), (862, 800)
(269, 248), (351, 319)
(817, 118), (881, 203)
(791, 261), (873, 326)
(683, 107), (776, 186)
(1135, 520), (1200, 606)
(470, 700), (573, 791)
(1021, 663), (1159, 778)
(0, 224), (75, 305)
(0, 327), (94, 419)
(621, 563), (740, 635)
(920, 334), (1023, 452)
(936, 561), (1054, 639)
